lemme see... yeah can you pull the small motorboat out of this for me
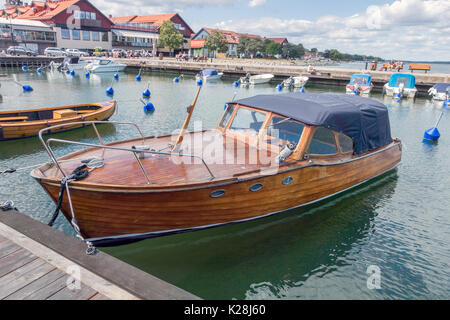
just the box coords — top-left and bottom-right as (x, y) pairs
(240, 73), (274, 85)
(85, 59), (126, 73)
(196, 69), (223, 82)
(283, 76), (309, 88)
(383, 73), (417, 98)
(32, 90), (401, 247)
(428, 83), (450, 101)
(0, 101), (116, 141)
(346, 74), (373, 95)
(61, 56), (92, 71)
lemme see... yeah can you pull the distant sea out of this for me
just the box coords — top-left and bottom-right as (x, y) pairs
(330, 61), (450, 74)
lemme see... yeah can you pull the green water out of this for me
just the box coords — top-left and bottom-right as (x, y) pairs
(0, 67), (449, 300)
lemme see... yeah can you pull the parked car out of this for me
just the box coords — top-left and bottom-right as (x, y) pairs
(65, 48), (89, 57)
(6, 46), (38, 56)
(44, 47), (67, 57)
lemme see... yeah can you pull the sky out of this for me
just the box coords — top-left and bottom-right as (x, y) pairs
(35, 0), (450, 61)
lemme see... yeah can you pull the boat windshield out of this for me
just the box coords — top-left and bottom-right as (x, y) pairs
(99, 60), (111, 65)
(264, 116), (305, 148)
(351, 76), (370, 85)
(229, 107), (266, 137)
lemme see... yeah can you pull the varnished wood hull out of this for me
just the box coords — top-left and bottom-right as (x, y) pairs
(0, 101), (116, 141)
(34, 141), (402, 244)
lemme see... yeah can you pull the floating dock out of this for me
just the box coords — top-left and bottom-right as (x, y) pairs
(0, 209), (200, 300)
(0, 56), (64, 68)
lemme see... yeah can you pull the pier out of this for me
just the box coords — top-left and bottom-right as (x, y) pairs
(0, 209), (200, 300)
(0, 56), (64, 68)
(117, 58), (449, 94)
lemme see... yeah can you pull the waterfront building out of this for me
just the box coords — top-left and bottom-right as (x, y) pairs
(2, 0), (113, 51)
(110, 14), (194, 56)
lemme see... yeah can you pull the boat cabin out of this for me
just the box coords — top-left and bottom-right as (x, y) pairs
(200, 69), (219, 77)
(349, 74), (372, 87)
(219, 93), (393, 163)
(388, 73), (415, 89)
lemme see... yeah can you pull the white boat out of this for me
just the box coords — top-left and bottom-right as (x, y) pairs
(346, 74), (373, 95)
(85, 59), (126, 73)
(240, 73), (274, 85)
(196, 69), (223, 82)
(383, 73), (417, 98)
(62, 57), (92, 71)
(428, 83), (450, 101)
(282, 76), (309, 88)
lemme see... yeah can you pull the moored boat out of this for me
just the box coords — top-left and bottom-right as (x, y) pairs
(383, 73), (417, 98)
(428, 83), (450, 101)
(346, 74), (373, 95)
(196, 69), (223, 82)
(283, 76), (309, 88)
(85, 59), (126, 73)
(61, 56), (92, 71)
(31, 92), (401, 247)
(0, 101), (116, 141)
(240, 73), (274, 85)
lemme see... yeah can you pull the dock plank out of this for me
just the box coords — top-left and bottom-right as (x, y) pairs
(89, 293), (110, 300)
(47, 284), (98, 300)
(0, 240), (22, 259)
(4, 268), (66, 300)
(0, 249), (37, 277)
(0, 259), (54, 299)
(23, 276), (70, 300)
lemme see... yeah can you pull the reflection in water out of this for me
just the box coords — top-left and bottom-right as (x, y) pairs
(104, 171), (399, 299)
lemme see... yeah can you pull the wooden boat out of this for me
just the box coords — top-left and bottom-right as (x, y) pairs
(31, 91), (401, 246)
(0, 101), (116, 141)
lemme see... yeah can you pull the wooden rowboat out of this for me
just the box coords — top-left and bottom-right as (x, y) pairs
(31, 91), (401, 247)
(0, 101), (116, 141)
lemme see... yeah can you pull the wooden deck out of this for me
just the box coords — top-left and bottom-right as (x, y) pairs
(0, 234), (109, 300)
(0, 210), (200, 300)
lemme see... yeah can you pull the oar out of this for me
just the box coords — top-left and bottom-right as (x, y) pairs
(171, 84), (203, 152)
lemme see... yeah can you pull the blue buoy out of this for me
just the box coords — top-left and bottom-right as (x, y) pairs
(444, 100), (449, 108)
(70, 70), (75, 76)
(37, 67), (43, 73)
(85, 72), (90, 78)
(143, 102), (155, 112)
(276, 84), (282, 91)
(224, 103), (228, 110)
(173, 77), (179, 83)
(299, 87), (305, 93)
(394, 93), (402, 100)
(136, 74), (141, 82)
(66, 69), (70, 74)
(22, 85), (33, 92)
(197, 79), (203, 86)
(423, 111), (444, 142)
(233, 81), (239, 87)
(22, 66), (28, 72)
(142, 88), (151, 98)
(106, 87), (114, 96)
(114, 73), (119, 80)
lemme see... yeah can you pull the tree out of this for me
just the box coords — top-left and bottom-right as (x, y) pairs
(237, 36), (251, 56)
(310, 48), (318, 53)
(264, 40), (282, 57)
(282, 43), (305, 59)
(158, 20), (184, 56)
(205, 30), (228, 57)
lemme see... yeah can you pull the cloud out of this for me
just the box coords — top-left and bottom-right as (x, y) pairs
(248, 0), (266, 7)
(215, 0), (450, 60)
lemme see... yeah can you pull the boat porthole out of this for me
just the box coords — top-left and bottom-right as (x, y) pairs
(250, 183), (263, 192)
(282, 176), (293, 185)
(210, 189), (226, 198)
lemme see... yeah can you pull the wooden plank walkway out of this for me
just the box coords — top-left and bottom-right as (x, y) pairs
(0, 234), (109, 300)
(0, 210), (200, 300)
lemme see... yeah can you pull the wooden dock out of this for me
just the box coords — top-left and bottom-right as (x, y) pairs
(0, 209), (200, 300)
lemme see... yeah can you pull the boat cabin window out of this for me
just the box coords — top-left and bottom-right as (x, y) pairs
(219, 105), (235, 128)
(337, 133), (353, 154)
(265, 116), (305, 148)
(229, 107), (266, 136)
(99, 60), (110, 65)
(308, 127), (338, 155)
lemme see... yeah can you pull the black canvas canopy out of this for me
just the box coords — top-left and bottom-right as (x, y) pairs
(232, 92), (393, 155)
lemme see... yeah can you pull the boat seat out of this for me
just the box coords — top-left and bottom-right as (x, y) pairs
(76, 110), (94, 114)
(0, 116), (29, 122)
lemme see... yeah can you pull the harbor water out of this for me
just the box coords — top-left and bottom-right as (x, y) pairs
(0, 68), (449, 300)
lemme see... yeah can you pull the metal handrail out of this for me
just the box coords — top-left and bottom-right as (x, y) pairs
(38, 121), (215, 184)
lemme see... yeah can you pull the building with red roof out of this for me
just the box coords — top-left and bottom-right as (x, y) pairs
(2, 0), (113, 51)
(268, 38), (289, 47)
